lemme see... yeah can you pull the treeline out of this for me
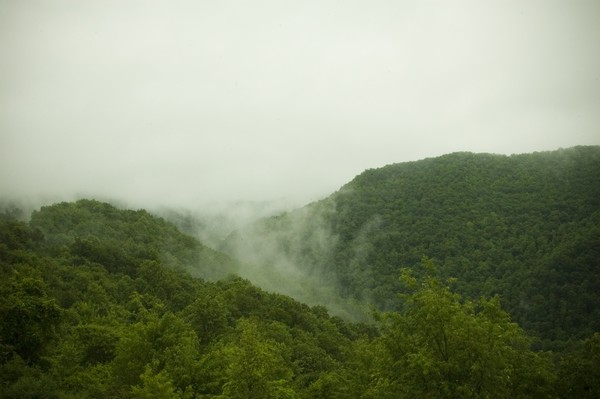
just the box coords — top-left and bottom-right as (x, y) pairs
(1, 200), (599, 398)
(227, 146), (600, 349)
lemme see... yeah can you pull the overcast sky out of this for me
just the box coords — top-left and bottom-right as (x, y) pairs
(2, 0), (599, 209)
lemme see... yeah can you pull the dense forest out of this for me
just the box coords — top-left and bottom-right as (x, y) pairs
(1, 146), (599, 398)
(224, 146), (600, 349)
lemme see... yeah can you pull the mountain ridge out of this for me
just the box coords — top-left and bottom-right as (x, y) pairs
(223, 146), (600, 347)
(2, 147), (599, 396)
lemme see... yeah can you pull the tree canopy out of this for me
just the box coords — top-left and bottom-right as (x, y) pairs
(2, 146), (599, 397)
(225, 146), (600, 348)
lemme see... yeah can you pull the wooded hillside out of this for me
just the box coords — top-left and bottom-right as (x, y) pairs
(225, 146), (600, 349)
(2, 199), (595, 398)
(2, 146), (599, 397)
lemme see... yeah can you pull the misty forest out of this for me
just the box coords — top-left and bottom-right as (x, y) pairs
(1, 146), (600, 398)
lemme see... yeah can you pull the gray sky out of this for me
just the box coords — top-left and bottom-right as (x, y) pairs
(2, 0), (599, 209)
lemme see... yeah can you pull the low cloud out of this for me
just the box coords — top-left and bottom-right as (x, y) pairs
(2, 0), (599, 210)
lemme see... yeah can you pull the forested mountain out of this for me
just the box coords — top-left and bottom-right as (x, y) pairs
(0, 200), (373, 397)
(1, 146), (599, 397)
(27, 200), (239, 281)
(3, 198), (598, 398)
(223, 146), (600, 348)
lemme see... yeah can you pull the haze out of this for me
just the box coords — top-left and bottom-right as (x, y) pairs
(2, 0), (599, 210)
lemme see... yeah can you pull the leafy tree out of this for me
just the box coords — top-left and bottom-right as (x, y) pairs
(221, 317), (296, 399)
(181, 286), (230, 345)
(374, 264), (556, 398)
(557, 333), (600, 398)
(131, 363), (182, 399)
(0, 276), (62, 365)
(112, 312), (201, 394)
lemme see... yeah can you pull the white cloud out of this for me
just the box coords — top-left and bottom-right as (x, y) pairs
(1, 0), (599, 209)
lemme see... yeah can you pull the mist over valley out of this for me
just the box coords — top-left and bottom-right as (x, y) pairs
(2, 147), (600, 397)
(2, 0), (600, 396)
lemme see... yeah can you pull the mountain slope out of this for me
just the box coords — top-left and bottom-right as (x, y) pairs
(1, 195), (596, 397)
(224, 146), (600, 346)
(29, 199), (239, 280)
(0, 200), (376, 397)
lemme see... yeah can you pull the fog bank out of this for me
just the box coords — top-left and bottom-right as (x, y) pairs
(2, 1), (600, 209)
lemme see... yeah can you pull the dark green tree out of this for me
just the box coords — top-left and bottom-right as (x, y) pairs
(557, 333), (600, 398)
(374, 265), (556, 398)
(221, 318), (296, 399)
(0, 276), (62, 365)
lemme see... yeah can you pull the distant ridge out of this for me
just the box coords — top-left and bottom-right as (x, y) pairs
(225, 146), (600, 347)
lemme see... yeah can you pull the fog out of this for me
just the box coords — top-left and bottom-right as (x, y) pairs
(2, 0), (600, 211)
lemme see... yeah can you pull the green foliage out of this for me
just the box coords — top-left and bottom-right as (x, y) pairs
(181, 285), (230, 344)
(0, 185), (596, 397)
(220, 318), (296, 399)
(376, 268), (555, 398)
(556, 333), (600, 398)
(29, 199), (238, 279)
(232, 146), (600, 347)
(0, 357), (59, 399)
(131, 365), (181, 399)
(0, 275), (62, 365)
(0, 202), (358, 397)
